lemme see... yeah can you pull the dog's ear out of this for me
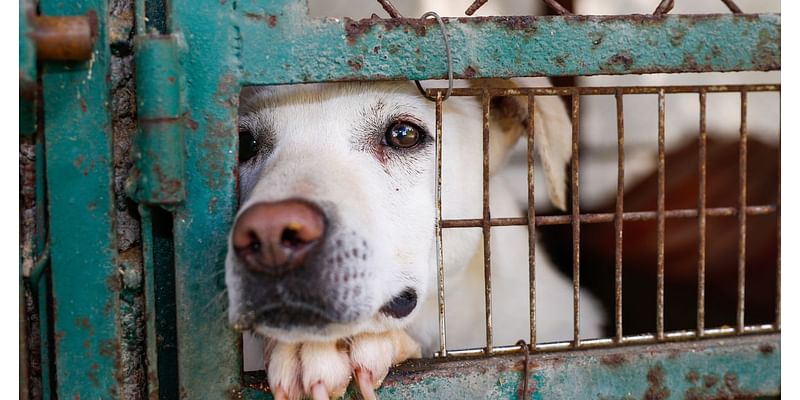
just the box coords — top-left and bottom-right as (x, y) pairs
(469, 78), (570, 211)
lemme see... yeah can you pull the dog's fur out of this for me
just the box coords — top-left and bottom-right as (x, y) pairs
(225, 78), (604, 398)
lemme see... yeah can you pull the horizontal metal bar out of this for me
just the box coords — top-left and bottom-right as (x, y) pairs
(427, 84), (780, 97)
(235, 5), (779, 84)
(242, 333), (780, 399)
(440, 205), (776, 228)
(439, 324), (777, 357)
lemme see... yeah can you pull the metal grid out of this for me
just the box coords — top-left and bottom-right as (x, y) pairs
(428, 84), (780, 358)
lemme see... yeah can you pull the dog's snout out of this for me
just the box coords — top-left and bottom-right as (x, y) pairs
(232, 200), (326, 274)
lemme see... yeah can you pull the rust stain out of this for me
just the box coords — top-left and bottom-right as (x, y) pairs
(686, 370), (700, 383)
(186, 118), (199, 131)
(73, 155), (85, 169)
(88, 362), (100, 386)
(344, 16), (430, 45)
(759, 344), (775, 355)
(703, 374), (719, 389)
(600, 353), (627, 367)
(463, 65), (477, 78)
(644, 365), (670, 400)
(244, 12), (278, 28)
(347, 59), (363, 71)
(494, 16), (538, 36)
(80, 98), (88, 112)
(604, 51), (634, 70)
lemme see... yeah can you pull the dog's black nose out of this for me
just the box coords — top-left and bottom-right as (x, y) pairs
(232, 200), (326, 274)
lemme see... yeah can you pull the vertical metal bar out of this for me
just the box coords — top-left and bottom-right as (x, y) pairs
(139, 206), (160, 398)
(40, 0), (122, 395)
(435, 93), (447, 356)
(527, 93), (537, 347)
(571, 90), (581, 347)
(697, 89), (707, 337)
(776, 92), (781, 331)
(614, 89), (624, 343)
(656, 89), (666, 341)
(482, 89), (493, 353)
(737, 90), (748, 333)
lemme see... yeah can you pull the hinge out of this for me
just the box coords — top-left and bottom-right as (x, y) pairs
(127, 34), (186, 206)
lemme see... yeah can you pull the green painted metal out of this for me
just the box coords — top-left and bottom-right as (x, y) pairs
(40, 0), (122, 397)
(241, 334), (780, 399)
(19, 0), (35, 87)
(168, 0), (243, 398)
(129, 35), (186, 205)
(235, 2), (779, 85)
(19, 0), (36, 136)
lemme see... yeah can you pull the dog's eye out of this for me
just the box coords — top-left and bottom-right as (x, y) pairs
(385, 122), (424, 149)
(239, 128), (258, 162)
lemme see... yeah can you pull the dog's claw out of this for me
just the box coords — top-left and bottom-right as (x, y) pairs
(272, 386), (289, 400)
(355, 368), (378, 400)
(264, 330), (420, 399)
(311, 382), (328, 400)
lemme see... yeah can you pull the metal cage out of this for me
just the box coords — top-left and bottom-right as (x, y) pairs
(19, 0), (780, 398)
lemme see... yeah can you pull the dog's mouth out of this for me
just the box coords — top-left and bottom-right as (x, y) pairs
(245, 288), (417, 330)
(255, 303), (337, 328)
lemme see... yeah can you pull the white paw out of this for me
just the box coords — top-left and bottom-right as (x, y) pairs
(266, 330), (421, 400)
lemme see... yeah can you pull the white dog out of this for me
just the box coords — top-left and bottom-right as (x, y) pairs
(225, 77), (604, 399)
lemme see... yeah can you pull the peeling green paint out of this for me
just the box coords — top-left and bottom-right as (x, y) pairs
(234, 1), (779, 85)
(40, 0), (122, 396)
(241, 335), (780, 399)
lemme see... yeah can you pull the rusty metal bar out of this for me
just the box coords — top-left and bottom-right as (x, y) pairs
(426, 84), (780, 97)
(376, 0), (402, 18)
(435, 93), (447, 357)
(653, 0), (675, 16)
(697, 89), (707, 337)
(776, 93), (781, 331)
(527, 93), (537, 347)
(614, 89), (624, 343)
(482, 90), (493, 353)
(440, 205), (776, 228)
(464, 0), (489, 16)
(656, 89), (666, 341)
(542, 0), (573, 15)
(32, 12), (98, 61)
(571, 91), (581, 347)
(441, 325), (778, 357)
(737, 91), (748, 333)
(721, 0), (744, 14)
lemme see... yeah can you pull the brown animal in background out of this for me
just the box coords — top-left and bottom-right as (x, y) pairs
(539, 135), (779, 335)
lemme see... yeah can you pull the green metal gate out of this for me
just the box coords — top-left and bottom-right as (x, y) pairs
(19, 0), (780, 398)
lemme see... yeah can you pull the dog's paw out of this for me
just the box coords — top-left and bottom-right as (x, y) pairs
(266, 330), (421, 400)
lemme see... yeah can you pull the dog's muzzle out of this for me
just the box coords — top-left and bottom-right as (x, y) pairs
(230, 199), (378, 330)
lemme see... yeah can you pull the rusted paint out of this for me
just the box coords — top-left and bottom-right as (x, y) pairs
(347, 59), (363, 71)
(344, 15), (430, 45)
(645, 365), (670, 400)
(600, 353), (627, 367)
(463, 65), (477, 78)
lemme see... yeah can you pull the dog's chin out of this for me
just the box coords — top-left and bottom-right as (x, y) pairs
(252, 314), (380, 343)
(252, 290), (418, 343)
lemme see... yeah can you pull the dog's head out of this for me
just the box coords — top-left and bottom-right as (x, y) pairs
(225, 80), (567, 343)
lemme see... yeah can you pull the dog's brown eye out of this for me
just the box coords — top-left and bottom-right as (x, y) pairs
(239, 128), (258, 162)
(385, 122), (424, 149)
